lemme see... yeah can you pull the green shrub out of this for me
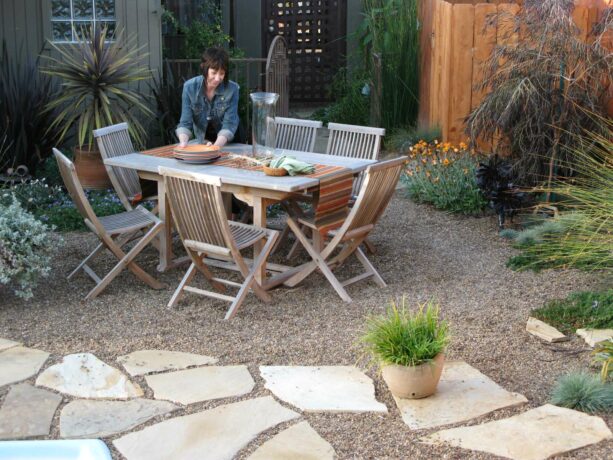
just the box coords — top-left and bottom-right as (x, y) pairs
(401, 140), (488, 215)
(387, 126), (441, 153)
(531, 290), (613, 335)
(0, 196), (61, 299)
(550, 372), (613, 413)
(1, 180), (126, 232)
(360, 298), (449, 367)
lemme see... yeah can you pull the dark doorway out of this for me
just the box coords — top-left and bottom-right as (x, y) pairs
(262, 0), (347, 104)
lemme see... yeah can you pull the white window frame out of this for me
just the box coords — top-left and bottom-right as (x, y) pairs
(50, 0), (117, 43)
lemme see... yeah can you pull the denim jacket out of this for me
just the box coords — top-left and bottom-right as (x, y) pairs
(176, 76), (240, 143)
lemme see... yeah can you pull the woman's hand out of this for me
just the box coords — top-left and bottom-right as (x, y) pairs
(178, 133), (190, 148)
(214, 135), (228, 148)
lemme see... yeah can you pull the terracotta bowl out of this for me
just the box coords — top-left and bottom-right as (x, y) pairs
(263, 165), (288, 176)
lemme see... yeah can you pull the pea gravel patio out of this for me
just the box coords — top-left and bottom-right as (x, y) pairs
(1, 193), (612, 459)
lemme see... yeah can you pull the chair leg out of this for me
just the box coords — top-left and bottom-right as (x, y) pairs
(271, 222), (291, 255)
(168, 262), (197, 308)
(284, 219), (352, 302)
(193, 254), (227, 292)
(363, 237), (377, 255)
(68, 242), (105, 280)
(86, 225), (164, 299)
(355, 246), (386, 287)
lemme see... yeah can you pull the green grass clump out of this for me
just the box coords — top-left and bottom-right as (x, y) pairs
(550, 372), (613, 413)
(531, 290), (613, 335)
(360, 298), (449, 367)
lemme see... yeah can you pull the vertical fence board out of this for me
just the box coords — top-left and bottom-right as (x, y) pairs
(429, 0), (442, 127)
(439, 1), (454, 140)
(472, 3), (498, 111)
(448, 4), (475, 142)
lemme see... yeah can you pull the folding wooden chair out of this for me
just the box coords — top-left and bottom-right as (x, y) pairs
(283, 157), (407, 302)
(274, 117), (323, 152)
(53, 149), (164, 300)
(93, 123), (157, 211)
(158, 167), (279, 319)
(326, 122), (385, 253)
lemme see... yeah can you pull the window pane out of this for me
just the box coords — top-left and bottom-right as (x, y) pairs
(99, 21), (116, 37)
(96, 0), (116, 20)
(52, 21), (73, 42)
(73, 21), (93, 40)
(51, 0), (71, 19)
(73, 0), (94, 19)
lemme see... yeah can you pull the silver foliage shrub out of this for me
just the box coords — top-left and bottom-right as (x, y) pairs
(0, 195), (60, 299)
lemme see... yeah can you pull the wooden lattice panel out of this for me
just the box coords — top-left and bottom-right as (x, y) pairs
(263, 1), (346, 104)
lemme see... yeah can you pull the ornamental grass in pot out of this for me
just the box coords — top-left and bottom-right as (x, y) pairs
(42, 25), (152, 189)
(360, 298), (449, 399)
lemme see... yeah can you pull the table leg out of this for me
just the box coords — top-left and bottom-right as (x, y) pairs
(252, 196), (268, 285)
(156, 178), (174, 272)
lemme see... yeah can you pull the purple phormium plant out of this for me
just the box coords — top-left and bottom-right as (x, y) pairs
(476, 155), (531, 229)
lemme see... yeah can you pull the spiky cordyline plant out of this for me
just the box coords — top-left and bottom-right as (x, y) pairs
(466, 0), (612, 187)
(42, 25), (153, 150)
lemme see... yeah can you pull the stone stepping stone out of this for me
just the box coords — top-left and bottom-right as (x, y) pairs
(260, 366), (387, 413)
(526, 317), (568, 343)
(36, 353), (143, 399)
(0, 346), (49, 388)
(248, 421), (335, 460)
(146, 365), (254, 405)
(577, 328), (613, 347)
(60, 399), (178, 439)
(0, 383), (62, 439)
(393, 361), (527, 430)
(113, 396), (299, 460)
(422, 404), (613, 460)
(0, 338), (20, 352)
(117, 349), (218, 376)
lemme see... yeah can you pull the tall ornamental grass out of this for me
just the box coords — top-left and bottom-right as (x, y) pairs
(401, 140), (488, 215)
(507, 120), (612, 272)
(359, 0), (419, 130)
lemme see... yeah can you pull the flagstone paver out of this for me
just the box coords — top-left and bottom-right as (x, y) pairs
(260, 366), (387, 413)
(60, 398), (178, 439)
(145, 365), (255, 405)
(0, 338), (20, 351)
(117, 349), (218, 376)
(113, 396), (300, 460)
(0, 346), (49, 388)
(526, 317), (568, 343)
(36, 353), (143, 399)
(248, 421), (336, 460)
(422, 404), (613, 460)
(0, 383), (62, 439)
(393, 361), (527, 429)
(576, 328), (613, 347)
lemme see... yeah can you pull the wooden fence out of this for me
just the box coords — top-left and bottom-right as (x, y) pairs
(418, 0), (611, 144)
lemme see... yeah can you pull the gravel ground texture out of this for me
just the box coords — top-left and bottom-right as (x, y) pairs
(2, 192), (612, 459)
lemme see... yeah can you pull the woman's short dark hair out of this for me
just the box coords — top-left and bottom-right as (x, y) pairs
(200, 47), (229, 84)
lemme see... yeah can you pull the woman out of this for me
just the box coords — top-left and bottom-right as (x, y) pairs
(176, 47), (240, 148)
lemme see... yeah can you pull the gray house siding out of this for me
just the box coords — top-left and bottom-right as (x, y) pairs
(1, 0), (162, 77)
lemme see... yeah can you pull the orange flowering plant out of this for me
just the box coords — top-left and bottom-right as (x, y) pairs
(401, 139), (488, 214)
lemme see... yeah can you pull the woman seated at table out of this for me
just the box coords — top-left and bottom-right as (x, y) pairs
(176, 47), (240, 148)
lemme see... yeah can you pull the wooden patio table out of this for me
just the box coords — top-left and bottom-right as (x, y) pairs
(103, 143), (375, 288)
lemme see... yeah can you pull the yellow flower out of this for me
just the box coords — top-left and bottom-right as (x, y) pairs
(433, 177), (439, 183)
(443, 158), (450, 166)
(421, 158), (428, 164)
(407, 170), (414, 176)
(431, 159), (437, 165)
(434, 139), (439, 145)
(453, 148), (459, 153)
(459, 142), (468, 149)
(425, 171), (431, 177)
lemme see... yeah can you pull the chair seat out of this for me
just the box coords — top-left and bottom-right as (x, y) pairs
(99, 207), (158, 234)
(230, 221), (268, 249)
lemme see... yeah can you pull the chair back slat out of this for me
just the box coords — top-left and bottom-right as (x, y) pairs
(341, 157), (406, 234)
(326, 122), (385, 196)
(93, 123), (142, 209)
(274, 117), (322, 152)
(162, 172), (232, 251)
(53, 148), (102, 228)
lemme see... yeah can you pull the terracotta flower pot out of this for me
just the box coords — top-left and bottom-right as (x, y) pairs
(73, 146), (112, 190)
(381, 353), (445, 399)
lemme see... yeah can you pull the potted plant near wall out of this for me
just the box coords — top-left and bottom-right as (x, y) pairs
(42, 25), (152, 189)
(360, 298), (449, 399)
